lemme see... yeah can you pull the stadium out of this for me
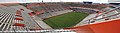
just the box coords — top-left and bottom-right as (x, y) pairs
(0, 1), (120, 33)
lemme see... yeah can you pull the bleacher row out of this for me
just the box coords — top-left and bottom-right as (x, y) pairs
(27, 4), (72, 19)
(97, 6), (120, 20)
(0, 5), (41, 31)
(77, 4), (107, 10)
(61, 3), (107, 10)
(70, 8), (97, 14)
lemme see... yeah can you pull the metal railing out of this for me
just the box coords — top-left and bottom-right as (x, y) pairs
(80, 6), (120, 25)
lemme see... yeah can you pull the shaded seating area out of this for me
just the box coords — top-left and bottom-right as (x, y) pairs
(78, 4), (107, 10)
(70, 8), (97, 14)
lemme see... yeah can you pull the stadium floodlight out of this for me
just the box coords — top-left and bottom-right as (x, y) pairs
(42, 0), (43, 3)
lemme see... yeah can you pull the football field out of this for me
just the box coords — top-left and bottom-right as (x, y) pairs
(43, 12), (89, 29)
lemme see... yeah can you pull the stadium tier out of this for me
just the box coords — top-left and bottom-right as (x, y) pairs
(27, 4), (73, 19)
(0, 3), (120, 33)
(0, 5), (41, 31)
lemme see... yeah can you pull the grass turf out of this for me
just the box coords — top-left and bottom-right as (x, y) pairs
(43, 12), (89, 29)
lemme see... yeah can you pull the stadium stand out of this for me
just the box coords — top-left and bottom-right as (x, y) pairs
(64, 5), (120, 33)
(26, 3), (73, 19)
(0, 4), (42, 31)
(75, 4), (120, 26)
(70, 8), (97, 14)
(0, 2), (120, 33)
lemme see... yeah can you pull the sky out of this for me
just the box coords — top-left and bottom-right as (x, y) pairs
(0, 0), (111, 3)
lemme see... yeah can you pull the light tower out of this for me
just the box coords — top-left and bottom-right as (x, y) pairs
(42, 0), (43, 3)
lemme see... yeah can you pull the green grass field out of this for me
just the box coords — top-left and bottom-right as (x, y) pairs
(43, 12), (89, 29)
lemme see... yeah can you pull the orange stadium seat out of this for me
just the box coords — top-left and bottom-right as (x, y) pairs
(15, 17), (23, 21)
(13, 23), (25, 27)
(15, 14), (22, 17)
(28, 12), (35, 17)
(20, 8), (24, 11)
